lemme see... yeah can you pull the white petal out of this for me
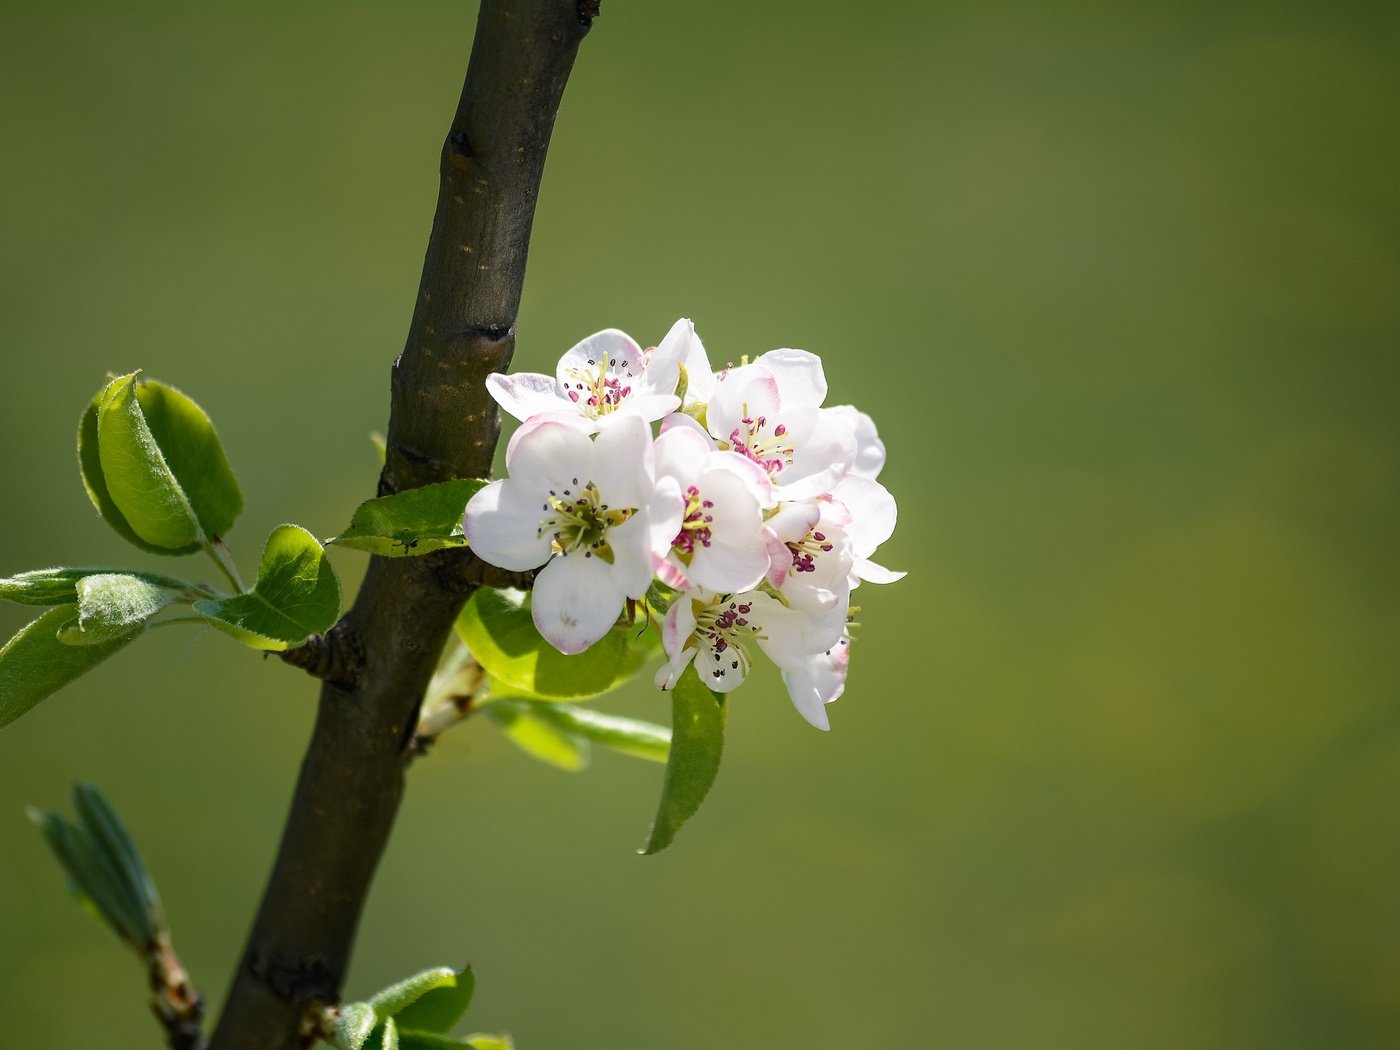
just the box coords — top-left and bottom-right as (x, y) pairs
(605, 513), (656, 599)
(485, 371), (567, 423)
(531, 553), (627, 655)
(694, 633), (752, 693)
(766, 502), (821, 544)
(505, 419), (593, 490)
(659, 411), (713, 442)
(555, 328), (645, 389)
(603, 392), (680, 426)
(687, 538), (770, 593)
(828, 405), (886, 478)
(587, 415), (654, 508)
(654, 425), (712, 486)
(662, 594), (699, 662)
(753, 348), (827, 408)
(831, 475), (898, 558)
(648, 475), (685, 563)
(703, 449), (774, 509)
(853, 557), (906, 585)
(778, 405), (857, 498)
(707, 368), (778, 445)
(463, 481), (554, 570)
(780, 635), (851, 731)
(645, 317), (694, 397)
(696, 463), (764, 542)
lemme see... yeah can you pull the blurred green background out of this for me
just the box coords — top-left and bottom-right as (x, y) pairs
(2, 2), (1398, 1047)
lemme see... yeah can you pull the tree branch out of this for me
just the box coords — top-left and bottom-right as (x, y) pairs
(208, 4), (595, 1048)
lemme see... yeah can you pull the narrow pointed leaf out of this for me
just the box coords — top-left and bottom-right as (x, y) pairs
(72, 784), (164, 929)
(95, 373), (204, 550)
(400, 1034), (478, 1050)
(57, 574), (171, 646)
(0, 567), (198, 607)
(641, 665), (726, 855)
(193, 525), (340, 650)
(489, 699), (669, 764)
(392, 967), (474, 1034)
(464, 1035), (514, 1050)
(32, 810), (149, 945)
(483, 701), (590, 771)
(457, 588), (637, 701)
(335, 1003), (377, 1050)
(0, 605), (139, 730)
(329, 479), (487, 557)
(368, 1017), (399, 1050)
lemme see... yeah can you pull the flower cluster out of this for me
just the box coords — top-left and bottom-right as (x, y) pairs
(465, 319), (902, 730)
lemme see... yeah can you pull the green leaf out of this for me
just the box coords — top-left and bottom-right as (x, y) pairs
(369, 967), (459, 1022)
(329, 479), (487, 557)
(0, 605), (140, 730)
(464, 1035), (514, 1050)
(641, 664), (726, 855)
(32, 809), (145, 944)
(457, 588), (639, 701)
(135, 377), (243, 540)
(488, 699), (669, 764)
(483, 701), (590, 771)
(71, 783), (163, 932)
(94, 373), (204, 551)
(78, 374), (243, 554)
(399, 1034), (478, 1050)
(368, 1017), (399, 1050)
(335, 1003), (377, 1050)
(57, 574), (171, 646)
(0, 567), (199, 607)
(393, 967), (474, 1034)
(193, 525), (340, 650)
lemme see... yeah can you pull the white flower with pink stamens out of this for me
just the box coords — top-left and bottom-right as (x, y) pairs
(649, 425), (774, 594)
(485, 327), (686, 433)
(463, 416), (663, 654)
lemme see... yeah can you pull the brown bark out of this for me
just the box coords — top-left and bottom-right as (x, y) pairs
(209, 4), (596, 1047)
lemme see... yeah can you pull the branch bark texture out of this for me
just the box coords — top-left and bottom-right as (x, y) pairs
(209, 4), (594, 1047)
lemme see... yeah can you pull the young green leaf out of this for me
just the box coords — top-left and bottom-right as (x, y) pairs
(57, 574), (171, 646)
(94, 373), (205, 551)
(483, 701), (591, 771)
(487, 698), (670, 764)
(193, 525), (340, 650)
(0, 605), (140, 730)
(369, 1017), (399, 1050)
(71, 784), (164, 929)
(335, 1003), (377, 1050)
(464, 1035), (514, 1050)
(641, 665), (726, 855)
(0, 567), (199, 607)
(391, 967), (474, 1035)
(399, 1034), (481, 1050)
(329, 479), (487, 557)
(457, 588), (640, 701)
(78, 374), (242, 554)
(333, 1002), (378, 1050)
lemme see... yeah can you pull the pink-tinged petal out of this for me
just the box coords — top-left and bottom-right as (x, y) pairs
(605, 513), (655, 599)
(655, 557), (691, 591)
(853, 557), (906, 585)
(753, 348), (827, 408)
(655, 645), (697, 691)
(827, 405), (886, 478)
(662, 595), (698, 663)
(587, 415), (654, 508)
(687, 538), (769, 593)
(555, 328), (645, 389)
(763, 528), (794, 588)
(707, 369), (779, 445)
(831, 475), (898, 558)
(505, 418), (593, 489)
(463, 481), (555, 570)
(531, 553), (627, 655)
(780, 635), (851, 731)
(485, 371), (566, 423)
(704, 449), (774, 509)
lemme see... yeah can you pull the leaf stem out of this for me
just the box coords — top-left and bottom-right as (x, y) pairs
(206, 539), (247, 593)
